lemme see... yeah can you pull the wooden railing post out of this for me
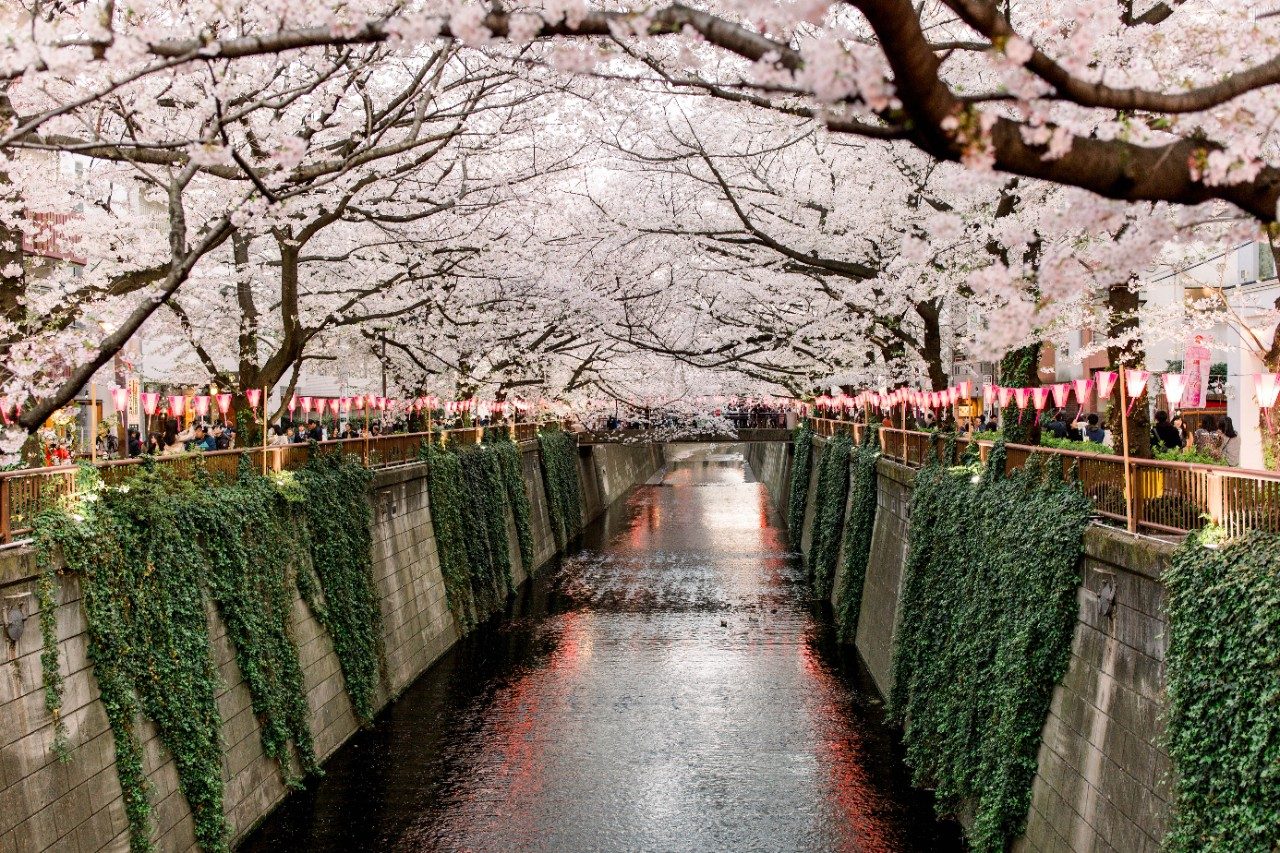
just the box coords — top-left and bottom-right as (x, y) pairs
(1207, 470), (1226, 529)
(0, 477), (11, 545)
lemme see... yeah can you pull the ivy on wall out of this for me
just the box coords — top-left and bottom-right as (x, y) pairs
(489, 435), (534, 571)
(835, 430), (880, 643)
(809, 431), (852, 599)
(294, 453), (383, 726)
(33, 452), (383, 853)
(999, 344), (1040, 445)
(889, 445), (1091, 852)
(786, 422), (814, 549)
(538, 430), (582, 548)
(1163, 530), (1280, 853)
(421, 440), (525, 630)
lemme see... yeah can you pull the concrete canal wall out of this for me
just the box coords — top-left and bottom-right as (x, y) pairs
(748, 436), (1176, 853)
(0, 441), (663, 853)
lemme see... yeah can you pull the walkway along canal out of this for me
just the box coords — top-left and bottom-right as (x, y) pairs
(240, 445), (961, 851)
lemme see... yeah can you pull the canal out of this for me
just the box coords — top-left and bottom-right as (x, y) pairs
(241, 445), (961, 852)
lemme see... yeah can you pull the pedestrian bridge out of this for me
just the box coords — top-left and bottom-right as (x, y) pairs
(575, 428), (793, 444)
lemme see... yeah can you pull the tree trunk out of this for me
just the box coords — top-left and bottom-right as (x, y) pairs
(1105, 282), (1152, 458)
(998, 343), (1041, 445)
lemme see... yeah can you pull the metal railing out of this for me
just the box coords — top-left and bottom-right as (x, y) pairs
(0, 422), (548, 544)
(849, 419), (1280, 538)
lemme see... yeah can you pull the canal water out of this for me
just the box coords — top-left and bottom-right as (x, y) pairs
(241, 446), (961, 852)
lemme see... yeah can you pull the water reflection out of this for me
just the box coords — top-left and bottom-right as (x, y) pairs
(241, 447), (960, 852)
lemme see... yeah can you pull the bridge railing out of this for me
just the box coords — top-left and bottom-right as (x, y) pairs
(866, 423), (1280, 537)
(0, 422), (549, 545)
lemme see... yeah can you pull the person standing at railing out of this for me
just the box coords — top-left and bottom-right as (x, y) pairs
(127, 427), (143, 458)
(1152, 410), (1185, 451)
(1218, 417), (1240, 467)
(1084, 414), (1106, 445)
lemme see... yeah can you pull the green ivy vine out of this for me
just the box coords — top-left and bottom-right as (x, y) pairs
(1163, 529), (1280, 853)
(33, 451), (382, 853)
(835, 429), (880, 643)
(809, 431), (852, 599)
(786, 422), (814, 549)
(538, 430), (582, 548)
(487, 434), (534, 572)
(421, 440), (522, 630)
(999, 344), (1041, 445)
(888, 443), (1091, 852)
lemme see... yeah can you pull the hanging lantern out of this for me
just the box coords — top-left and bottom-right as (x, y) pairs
(288, 395), (298, 414)
(1014, 387), (1032, 410)
(1163, 373), (1188, 409)
(215, 393), (232, 416)
(997, 386), (1014, 408)
(957, 380), (972, 399)
(1125, 369), (1150, 415)
(947, 387), (960, 405)
(352, 395), (365, 411)
(1032, 386), (1051, 422)
(110, 386), (129, 412)
(300, 396), (312, 414)
(1095, 370), (1119, 399)
(378, 397), (389, 412)
(141, 392), (160, 416)
(1125, 369), (1150, 399)
(1255, 373), (1280, 408)
(246, 388), (262, 409)
(340, 397), (352, 414)
(167, 395), (185, 417)
(193, 395), (211, 417)
(983, 384), (995, 408)
(1051, 383), (1070, 409)
(1072, 378), (1094, 407)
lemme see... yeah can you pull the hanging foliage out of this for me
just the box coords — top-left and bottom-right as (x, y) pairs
(487, 434), (534, 572)
(1163, 529), (1280, 853)
(786, 422), (814, 549)
(835, 430), (880, 643)
(538, 430), (582, 548)
(293, 453), (383, 726)
(888, 445), (1091, 852)
(421, 440), (522, 630)
(809, 431), (852, 599)
(999, 344), (1041, 446)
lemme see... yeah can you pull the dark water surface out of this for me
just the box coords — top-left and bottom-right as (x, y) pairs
(241, 446), (962, 852)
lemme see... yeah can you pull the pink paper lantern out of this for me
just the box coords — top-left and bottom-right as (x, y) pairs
(288, 395), (298, 414)
(1072, 378), (1094, 407)
(1051, 383), (1070, 409)
(110, 386), (128, 411)
(340, 397), (352, 414)
(366, 393), (378, 409)
(1125, 369), (1150, 399)
(1014, 387), (1032, 410)
(998, 386), (1014, 408)
(1095, 370), (1118, 399)
(352, 395), (365, 411)
(300, 396), (312, 414)
(957, 380), (973, 398)
(1254, 373), (1280, 408)
(245, 388), (262, 409)
(140, 392), (159, 416)
(1163, 373), (1188, 408)
(1032, 387), (1050, 411)
(193, 395), (210, 417)
(947, 387), (960, 405)
(167, 395), (185, 417)
(983, 384), (995, 407)
(215, 393), (232, 415)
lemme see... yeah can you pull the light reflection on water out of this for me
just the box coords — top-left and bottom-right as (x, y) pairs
(240, 448), (961, 852)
